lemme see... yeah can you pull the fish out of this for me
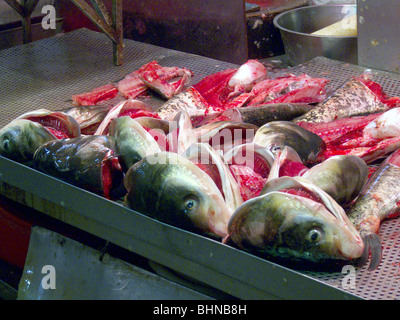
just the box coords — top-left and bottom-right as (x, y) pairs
(302, 155), (369, 205)
(196, 121), (258, 154)
(136, 61), (193, 99)
(124, 151), (233, 238)
(116, 71), (148, 99)
(253, 121), (326, 165)
(363, 107), (400, 140)
(242, 74), (328, 107)
(226, 176), (364, 263)
(266, 146), (309, 181)
(223, 143), (274, 201)
(221, 103), (314, 127)
(193, 68), (237, 109)
(347, 148), (400, 270)
(94, 99), (155, 135)
(296, 113), (382, 144)
(17, 108), (81, 139)
(109, 116), (162, 171)
(223, 59), (267, 99)
(71, 84), (119, 106)
(155, 86), (216, 121)
(61, 105), (109, 135)
(305, 108), (400, 164)
(0, 119), (56, 164)
(33, 135), (124, 199)
(294, 77), (388, 123)
(183, 142), (243, 212)
(166, 111), (197, 154)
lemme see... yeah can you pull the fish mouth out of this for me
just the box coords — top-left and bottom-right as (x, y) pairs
(332, 232), (365, 260)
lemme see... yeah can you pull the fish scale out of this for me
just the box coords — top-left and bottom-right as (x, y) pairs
(349, 164), (400, 230)
(347, 159), (400, 270)
(295, 77), (388, 123)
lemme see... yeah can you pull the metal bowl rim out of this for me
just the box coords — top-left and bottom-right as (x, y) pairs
(273, 4), (357, 39)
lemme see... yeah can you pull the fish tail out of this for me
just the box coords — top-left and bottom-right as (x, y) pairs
(357, 234), (382, 270)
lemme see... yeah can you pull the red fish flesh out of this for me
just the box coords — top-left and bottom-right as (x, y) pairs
(94, 99), (157, 135)
(116, 72), (148, 99)
(17, 109), (81, 139)
(137, 61), (193, 99)
(72, 84), (118, 106)
(193, 68), (237, 109)
(245, 74), (328, 106)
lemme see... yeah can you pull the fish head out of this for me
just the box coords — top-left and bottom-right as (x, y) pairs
(253, 121), (326, 165)
(124, 152), (232, 238)
(0, 119), (55, 163)
(17, 108), (81, 138)
(196, 121), (258, 154)
(276, 195), (365, 261)
(110, 116), (161, 170)
(228, 176), (364, 262)
(302, 155), (369, 205)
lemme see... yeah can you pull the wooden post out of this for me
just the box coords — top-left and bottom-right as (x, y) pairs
(4, 0), (40, 43)
(71, 0), (124, 66)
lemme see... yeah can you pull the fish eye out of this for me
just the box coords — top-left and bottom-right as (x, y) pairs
(182, 195), (199, 214)
(271, 145), (282, 153)
(3, 139), (9, 151)
(306, 228), (323, 245)
(185, 199), (196, 209)
(1, 138), (10, 153)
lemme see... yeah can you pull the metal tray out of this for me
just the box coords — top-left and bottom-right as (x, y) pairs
(1, 28), (400, 300)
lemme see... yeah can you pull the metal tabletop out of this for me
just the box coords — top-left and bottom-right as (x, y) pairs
(1, 28), (400, 300)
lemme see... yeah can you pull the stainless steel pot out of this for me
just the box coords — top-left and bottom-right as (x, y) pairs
(273, 4), (357, 65)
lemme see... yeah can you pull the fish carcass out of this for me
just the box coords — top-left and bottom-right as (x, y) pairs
(299, 107), (400, 164)
(294, 76), (389, 123)
(156, 60), (267, 121)
(347, 148), (400, 270)
(136, 61), (193, 99)
(223, 143), (274, 201)
(17, 109), (81, 139)
(72, 84), (119, 106)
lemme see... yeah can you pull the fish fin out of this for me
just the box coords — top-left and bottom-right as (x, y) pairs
(222, 234), (230, 244)
(356, 234), (382, 270)
(366, 233), (382, 270)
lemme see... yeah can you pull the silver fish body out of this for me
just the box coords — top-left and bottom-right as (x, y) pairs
(0, 119), (56, 164)
(347, 148), (400, 269)
(295, 77), (388, 123)
(222, 103), (314, 127)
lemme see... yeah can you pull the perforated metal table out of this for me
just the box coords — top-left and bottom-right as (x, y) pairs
(1, 28), (400, 300)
